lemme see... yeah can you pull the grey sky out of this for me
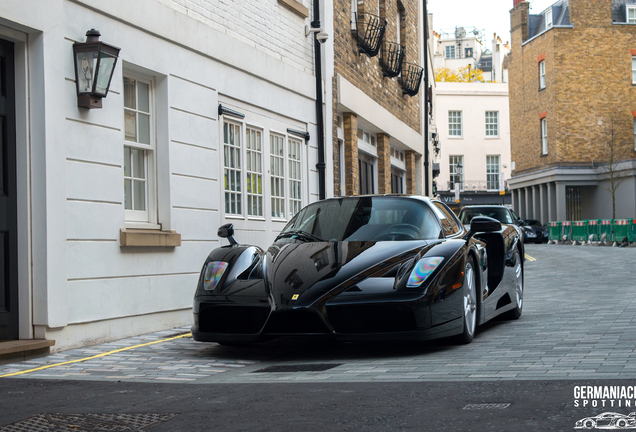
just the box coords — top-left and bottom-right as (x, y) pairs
(428, 0), (557, 46)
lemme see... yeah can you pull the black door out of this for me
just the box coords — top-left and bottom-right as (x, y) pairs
(0, 38), (18, 341)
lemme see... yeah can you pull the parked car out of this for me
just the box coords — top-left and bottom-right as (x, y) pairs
(192, 195), (525, 346)
(519, 219), (548, 244)
(458, 205), (526, 247)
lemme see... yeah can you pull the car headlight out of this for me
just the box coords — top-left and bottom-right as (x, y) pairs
(203, 261), (228, 291)
(407, 257), (444, 288)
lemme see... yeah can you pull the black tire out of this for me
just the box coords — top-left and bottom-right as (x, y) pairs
(457, 256), (478, 344)
(504, 248), (523, 320)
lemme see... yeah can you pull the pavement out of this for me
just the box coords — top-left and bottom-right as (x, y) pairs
(2, 243), (636, 384)
(2, 243), (636, 431)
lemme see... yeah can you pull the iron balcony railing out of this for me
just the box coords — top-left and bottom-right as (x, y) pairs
(381, 42), (405, 78)
(401, 62), (424, 96)
(353, 12), (386, 58)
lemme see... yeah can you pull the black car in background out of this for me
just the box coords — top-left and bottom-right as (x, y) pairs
(519, 219), (548, 243)
(458, 205), (526, 250)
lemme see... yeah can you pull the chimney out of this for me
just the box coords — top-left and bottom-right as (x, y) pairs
(511, 0), (529, 44)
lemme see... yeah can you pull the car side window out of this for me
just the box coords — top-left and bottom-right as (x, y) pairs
(432, 202), (461, 237)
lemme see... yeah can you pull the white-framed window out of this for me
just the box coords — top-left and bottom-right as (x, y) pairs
(541, 118), (548, 155)
(245, 128), (263, 217)
(539, 60), (546, 89)
(465, 47), (473, 58)
(449, 111), (462, 137)
(270, 134), (285, 219)
(391, 167), (405, 194)
(486, 155), (500, 191)
(545, 9), (553, 28)
(449, 155), (463, 192)
(390, 146), (405, 162)
(223, 122), (242, 215)
(351, 0), (357, 29)
(124, 74), (155, 224)
(485, 111), (499, 137)
(628, 5), (636, 23)
(288, 139), (302, 217)
(632, 57), (636, 84)
(445, 45), (455, 59)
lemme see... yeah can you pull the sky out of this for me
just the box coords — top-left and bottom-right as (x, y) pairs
(428, 0), (557, 46)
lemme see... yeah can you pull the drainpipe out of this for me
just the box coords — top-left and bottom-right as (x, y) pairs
(423, 0), (430, 197)
(312, 0), (326, 200)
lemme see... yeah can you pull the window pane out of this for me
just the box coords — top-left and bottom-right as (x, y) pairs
(138, 113), (150, 145)
(133, 179), (146, 211)
(124, 110), (136, 142)
(132, 148), (145, 179)
(124, 179), (132, 210)
(138, 82), (150, 113)
(124, 147), (131, 177)
(124, 78), (136, 109)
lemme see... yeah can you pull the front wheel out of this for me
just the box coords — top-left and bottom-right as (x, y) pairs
(504, 248), (523, 320)
(457, 256), (478, 344)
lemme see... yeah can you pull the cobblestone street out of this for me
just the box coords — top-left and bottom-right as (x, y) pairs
(2, 244), (636, 384)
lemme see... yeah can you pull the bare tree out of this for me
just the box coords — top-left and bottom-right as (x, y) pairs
(596, 113), (628, 220)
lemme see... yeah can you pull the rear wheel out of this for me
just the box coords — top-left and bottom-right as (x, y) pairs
(458, 256), (478, 344)
(504, 248), (523, 320)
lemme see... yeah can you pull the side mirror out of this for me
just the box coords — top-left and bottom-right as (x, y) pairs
(218, 223), (238, 246)
(515, 219), (525, 226)
(463, 216), (502, 241)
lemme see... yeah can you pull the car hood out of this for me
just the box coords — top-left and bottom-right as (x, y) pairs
(265, 240), (432, 308)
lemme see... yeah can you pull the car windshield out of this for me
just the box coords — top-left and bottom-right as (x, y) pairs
(278, 197), (442, 242)
(459, 207), (514, 225)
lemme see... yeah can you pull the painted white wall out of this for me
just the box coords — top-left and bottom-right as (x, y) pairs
(434, 82), (511, 192)
(0, 0), (322, 351)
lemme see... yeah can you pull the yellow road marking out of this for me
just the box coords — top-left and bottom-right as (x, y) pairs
(525, 254), (536, 262)
(0, 332), (192, 378)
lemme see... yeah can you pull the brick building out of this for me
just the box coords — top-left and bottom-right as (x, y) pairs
(508, 0), (636, 223)
(330, 0), (433, 197)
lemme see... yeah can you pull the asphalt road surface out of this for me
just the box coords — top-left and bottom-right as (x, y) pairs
(1, 244), (636, 431)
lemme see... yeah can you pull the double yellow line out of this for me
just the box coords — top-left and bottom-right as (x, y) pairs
(525, 254), (536, 262)
(0, 333), (192, 378)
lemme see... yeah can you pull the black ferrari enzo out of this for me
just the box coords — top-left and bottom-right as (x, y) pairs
(192, 195), (524, 345)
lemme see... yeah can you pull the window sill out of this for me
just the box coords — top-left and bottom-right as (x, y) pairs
(485, 136), (500, 139)
(540, 153), (548, 157)
(538, 87), (546, 92)
(277, 0), (309, 18)
(120, 229), (181, 247)
(447, 136), (463, 139)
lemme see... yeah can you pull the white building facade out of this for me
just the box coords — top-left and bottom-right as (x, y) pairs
(435, 83), (511, 205)
(0, 0), (325, 351)
(432, 30), (511, 209)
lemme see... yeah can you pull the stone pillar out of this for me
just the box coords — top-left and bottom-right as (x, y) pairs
(343, 112), (359, 196)
(532, 185), (539, 221)
(511, 189), (518, 214)
(376, 133), (391, 194)
(555, 182), (567, 221)
(405, 150), (416, 194)
(539, 184), (548, 224)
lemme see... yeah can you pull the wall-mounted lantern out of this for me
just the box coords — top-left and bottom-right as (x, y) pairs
(73, 29), (120, 109)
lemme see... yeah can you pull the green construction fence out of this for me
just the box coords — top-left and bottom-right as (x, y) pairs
(599, 219), (613, 242)
(613, 219), (632, 242)
(571, 221), (588, 242)
(548, 222), (561, 241)
(586, 219), (600, 241)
